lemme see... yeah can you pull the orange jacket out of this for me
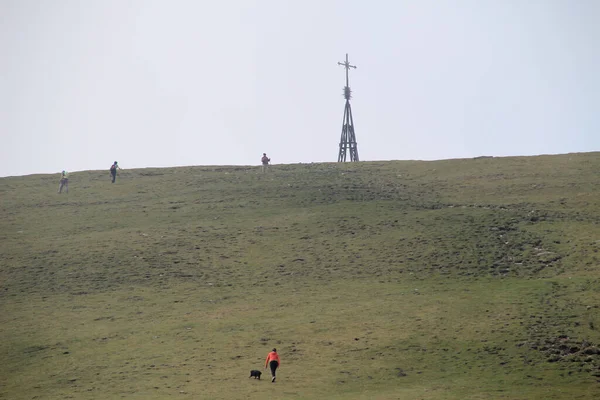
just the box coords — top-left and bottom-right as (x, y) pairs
(265, 351), (280, 367)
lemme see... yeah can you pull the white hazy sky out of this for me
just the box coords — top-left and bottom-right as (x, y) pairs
(1, 0), (598, 177)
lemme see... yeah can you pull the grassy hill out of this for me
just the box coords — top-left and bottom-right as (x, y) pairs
(1, 153), (599, 399)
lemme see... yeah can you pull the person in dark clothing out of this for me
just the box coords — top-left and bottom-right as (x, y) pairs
(261, 153), (271, 173)
(110, 161), (121, 183)
(265, 348), (280, 382)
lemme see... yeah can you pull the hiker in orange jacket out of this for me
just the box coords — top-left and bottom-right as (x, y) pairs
(265, 348), (280, 382)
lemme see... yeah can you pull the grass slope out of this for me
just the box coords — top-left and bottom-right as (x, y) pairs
(1, 153), (599, 399)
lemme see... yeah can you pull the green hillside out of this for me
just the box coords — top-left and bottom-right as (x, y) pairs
(1, 153), (599, 399)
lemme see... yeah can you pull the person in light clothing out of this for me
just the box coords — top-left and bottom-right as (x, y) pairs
(110, 161), (121, 183)
(58, 171), (69, 193)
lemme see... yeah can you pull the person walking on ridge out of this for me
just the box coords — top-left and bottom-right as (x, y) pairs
(110, 161), (121, 183)
(58, 170), (69, 193)
(261, 153), (270, 173)
(265, 348), (280, 382)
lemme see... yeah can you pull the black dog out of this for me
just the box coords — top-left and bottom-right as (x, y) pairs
(249, 370), (262, 380)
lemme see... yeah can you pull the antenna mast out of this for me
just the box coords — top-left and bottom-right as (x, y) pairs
(337, 53), (359, 162)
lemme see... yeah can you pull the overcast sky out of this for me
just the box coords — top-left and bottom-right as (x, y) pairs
(1, 0), (598, 177)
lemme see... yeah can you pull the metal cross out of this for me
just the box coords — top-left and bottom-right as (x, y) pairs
(338, 53), (357, 88)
